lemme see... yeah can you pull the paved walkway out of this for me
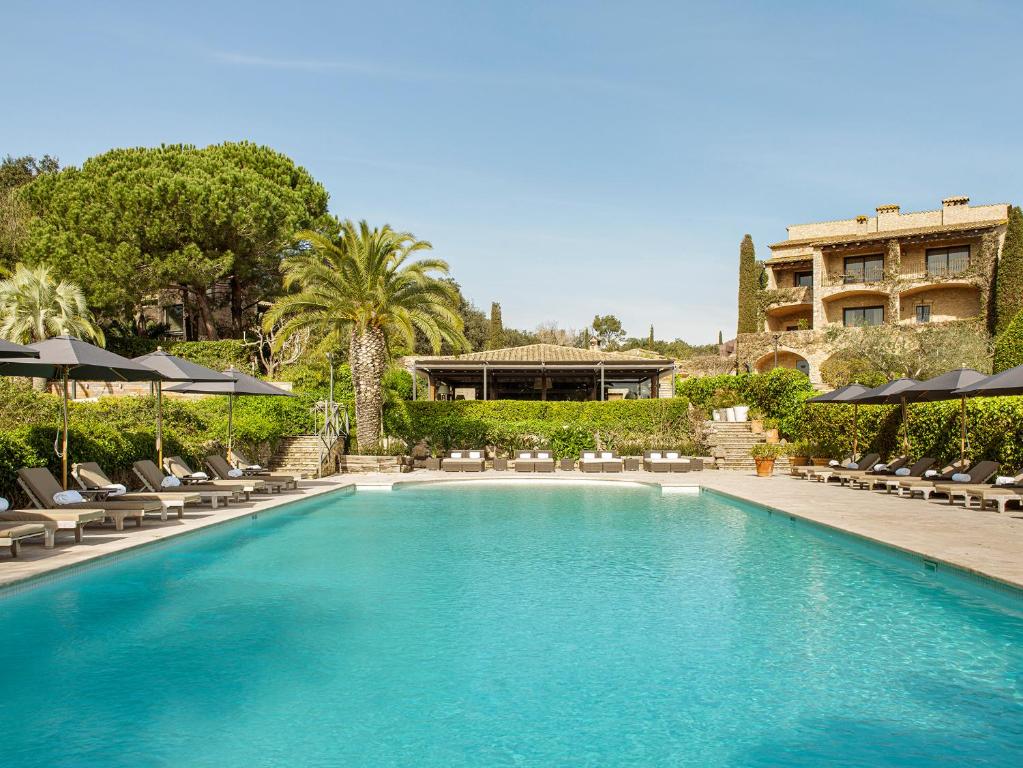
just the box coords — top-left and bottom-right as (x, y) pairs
(3, 469), (1022, 592)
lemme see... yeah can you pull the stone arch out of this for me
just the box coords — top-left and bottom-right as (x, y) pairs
(753, 349), (810, 376)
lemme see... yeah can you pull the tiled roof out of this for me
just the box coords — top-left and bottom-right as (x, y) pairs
(769, 219), (1006, 250)
(416, 343), (669, 364)
(764, 253), (814, 265)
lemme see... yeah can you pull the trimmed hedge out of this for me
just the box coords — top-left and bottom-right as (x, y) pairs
(390, 399), (697, 458)
(104, 338), (250, 370)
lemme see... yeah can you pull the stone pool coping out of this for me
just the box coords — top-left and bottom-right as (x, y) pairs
(3, 469), (1022, 594)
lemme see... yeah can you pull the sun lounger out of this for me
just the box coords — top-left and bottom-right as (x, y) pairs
(441, 450), (485, 472)
(230, 449), (300, 487)
(904, 461), (998, 501)
(72, 462), (200, 520)
(643, 451), (699, 472)
(0, 522), (47, 557)
(0, 506), (105, 545)
(964, 485), (1023, 514)
(513, 451), (554, 473)
(860, 457), (937, 491)
(165, 456), (265, 496)
(132, 461), (239, 508)
(809, 453), (881, 483)
(931, 464), (1011, 504)
(513, 450), (535, 472)
(17, 467), (159, 531)
(791, 455), (853, 478)
(836, 455), (908, 486)
(893, 461), (965, 496)
(206, 455), (289, 493)
(579, 451), (623, 473)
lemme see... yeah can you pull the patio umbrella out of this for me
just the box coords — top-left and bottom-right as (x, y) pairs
(163, 367), (296, 455)
(132, 348), (234, 468)
(0, 338), (40, 358)
(851, 378), (920, 454)
(903, 368), (988, 463)
(953, 363), (1023, 398)
(806, 383), (871, 457)
(0, 335), (163, 488)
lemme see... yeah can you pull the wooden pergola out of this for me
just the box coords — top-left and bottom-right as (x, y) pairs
(409, 344), (676, 401)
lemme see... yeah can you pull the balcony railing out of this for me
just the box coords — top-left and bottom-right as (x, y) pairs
(825, 268), (884, 286)
(926, 256), (970, 277)
(764, 285), (812, 305)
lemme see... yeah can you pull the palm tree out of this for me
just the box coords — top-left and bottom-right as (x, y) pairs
(0, 263), (105, 344)
(266, 219), (467, 449)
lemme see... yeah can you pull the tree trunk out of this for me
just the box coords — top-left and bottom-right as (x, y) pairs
(191, 287), (219, 340)
(349, 326), (387, 452)
(229, 274), (243, 338)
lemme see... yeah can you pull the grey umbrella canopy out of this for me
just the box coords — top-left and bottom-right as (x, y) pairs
(806, 384), (871, 457)
(164, 367), (296, 454)
(0, 338), (40, 358)
(0, 335), (164, 488)
(905, 368), (988, 462)
(132, 348), (234, 467)
(953, 364), (1023, 398)
(852, 378), (921, 454)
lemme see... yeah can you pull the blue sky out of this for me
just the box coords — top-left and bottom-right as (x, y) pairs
(4, 1), (1020, 343)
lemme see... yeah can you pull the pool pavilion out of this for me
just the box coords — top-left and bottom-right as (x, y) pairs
(408, 343), (677, 401)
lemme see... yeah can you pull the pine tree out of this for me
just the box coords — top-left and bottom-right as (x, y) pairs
(487, 302), (505, 350)
(995, 205), (1023, 335)
(648, 325), (655, 348)
(736, 234), (759, 334)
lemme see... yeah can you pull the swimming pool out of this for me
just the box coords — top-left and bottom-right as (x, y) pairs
(1, 482), (1021, 766)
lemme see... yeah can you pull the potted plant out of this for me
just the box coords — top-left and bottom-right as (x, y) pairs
(787, 440), (812, 467)
(762, 418), (780, 444)
(748, 408), (765, 434)
(750, 443), (786, 476)
(810, 437), (840, 465)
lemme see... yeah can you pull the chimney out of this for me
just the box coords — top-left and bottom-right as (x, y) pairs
(941, 195), (971, 224)
(876, 203), (900, 231)
(942, 196), (969, 208)
(589, 337), (600, 351)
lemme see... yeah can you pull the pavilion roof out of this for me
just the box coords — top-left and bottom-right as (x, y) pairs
(414, 343), (672, 366)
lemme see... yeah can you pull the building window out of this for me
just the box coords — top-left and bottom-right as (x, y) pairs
(843, 305), (884, 327)
(794, 271), (813, 287)
(915, 305), (931, 323)
(843, 254), (884, 283)
(926, 246), (970, 276)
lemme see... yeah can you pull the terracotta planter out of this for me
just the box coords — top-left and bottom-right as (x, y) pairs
(789, 455), (810, 467)
(765, 429), (780, 444)
(811, 457), (831, 466)
(749, 420), (764, 434)
(754, 457), (776, 477)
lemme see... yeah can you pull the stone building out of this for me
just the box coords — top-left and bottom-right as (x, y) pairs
(737, 196), (1009, 384)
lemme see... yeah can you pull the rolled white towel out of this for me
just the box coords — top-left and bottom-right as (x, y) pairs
(951, 473), (971, 483)
(227, 468), (244, 478)
(53, 490), (85, 505)
(246, 464), (262, 471)
(843, 460), (857, 469)
(187, 472), (209, 481)
(828, 460), (840, 467)
(103, 483), (127, 497)
(161, 476), (182, 488)
(0, 497), (9, 513)
(873, 463), (887, 472)
(994, 476), (1015, 486)
(923, 469), (938, 478)
(894, 468), (911, 476)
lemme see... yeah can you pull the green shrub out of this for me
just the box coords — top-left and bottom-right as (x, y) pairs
(993, 309), (1023, 373)
(750, 443), (785, 459)
(676, 369), (815, 438)
(104, 338), (250, 371)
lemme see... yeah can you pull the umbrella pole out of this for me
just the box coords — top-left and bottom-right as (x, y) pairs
(156, 381), (163, 469)
(61, 367), (70, 490)
(901, 396), (910, 454)
(853, 404), (859, 459)
(228, 394), (234, 458)
(960, 396), (967, 464)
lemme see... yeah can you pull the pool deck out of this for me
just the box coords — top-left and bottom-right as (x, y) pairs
(2, 469), (1022, 592)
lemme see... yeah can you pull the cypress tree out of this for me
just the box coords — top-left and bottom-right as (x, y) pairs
(718, 329), (724, 345)
(995, 205), (1023, 335)
(648, 325), (655, 347)
(736, 234), (759, 334)
(487, 302), (505, 350)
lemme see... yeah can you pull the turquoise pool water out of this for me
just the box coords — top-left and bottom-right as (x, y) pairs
(1, 482), (1021, 766)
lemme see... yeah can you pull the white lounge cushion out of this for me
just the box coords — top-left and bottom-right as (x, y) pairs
(600, 452), (613, 460)
(951, 473), (970, 483)
(994, 476), (1016, 486)
(923, 469), (938, 478)
(227, 468), (244, 478)
(666, 452), (680, 460)
(518, 452), (531, 459)
(536, 452), (550, 460)
(649, 452), (662, 460)
(161, 476), (182, 488)
(103, 483), (127, 497)
(450, 451), (463, 459)
(0, 497), (8, 513)
(468, 451), (482, 460)
(894, 468), (911, 476)
(583, 452), (596, 460)
(53, 490), (86, 505)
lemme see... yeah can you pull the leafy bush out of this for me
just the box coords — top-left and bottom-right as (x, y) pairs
(750, 443), (785, 459)
(104, 338), (250, 371)
(398, 399), (694, 459)
(993, 309), (1023, 373)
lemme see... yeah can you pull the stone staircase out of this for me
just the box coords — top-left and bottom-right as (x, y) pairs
(704, 421), (790, 472)
(269, 435), (337, 478)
